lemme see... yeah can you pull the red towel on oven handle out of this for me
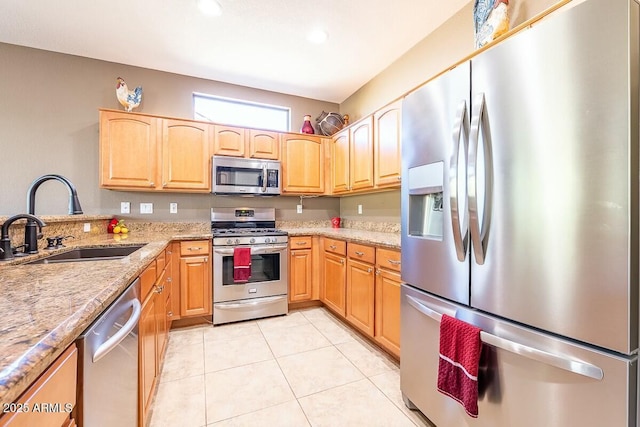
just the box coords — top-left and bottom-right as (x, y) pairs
(437, 313), (483, 418)
(233, 247), (251, 283)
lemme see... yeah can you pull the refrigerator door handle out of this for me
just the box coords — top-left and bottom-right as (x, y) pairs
(450, 100), (469, 262)
(468, 92), (493, 265)
(406, 295), (604, 381)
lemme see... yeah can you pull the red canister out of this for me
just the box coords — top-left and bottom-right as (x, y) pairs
(331, 217), (341, 228)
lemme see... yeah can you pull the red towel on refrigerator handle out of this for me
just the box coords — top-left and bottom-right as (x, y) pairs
(437, 313), (483, 418)
(233, 247), (251, 283)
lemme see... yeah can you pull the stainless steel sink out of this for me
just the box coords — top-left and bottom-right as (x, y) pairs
(27, 245), (145, 264)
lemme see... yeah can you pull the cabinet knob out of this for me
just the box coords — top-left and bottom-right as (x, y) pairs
(167, 277), (172, 283)
(168, 311), (173, 317)
(375, 269), (381, 275)
(163, 182), (167, 187)
(397, 176), (402, 181)
(340, 259), (345, 264)
(150, 182), (155, 187)
(367, 268), (372, 273)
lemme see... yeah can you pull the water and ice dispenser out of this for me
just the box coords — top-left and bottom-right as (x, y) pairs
(408, 162), (445, 240)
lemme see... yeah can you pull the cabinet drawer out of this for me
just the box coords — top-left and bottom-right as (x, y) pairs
(155, 249), (166, 273)
(324, 238), (346, 256)
(140, 260), (157, 301)
(180, 240), (210, 256)
(376, 248), (401, 272)
(348, 243), (375, 264)
(290, 236), (312, 249)
(0, 344), (77, 427)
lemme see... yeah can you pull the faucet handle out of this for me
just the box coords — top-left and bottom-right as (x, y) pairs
(55, 235), (74, 248)
(46, 237), (57, 249)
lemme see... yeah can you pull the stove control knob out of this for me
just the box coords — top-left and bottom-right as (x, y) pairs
(226, 239), (233, 245)
(250, 238), (256, 244)
(265, 237), (271, 243)
(235, 239), (240, 244)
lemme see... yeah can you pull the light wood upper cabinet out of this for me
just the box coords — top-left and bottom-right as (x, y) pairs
(249, 129), (280, 160)
(330, 129), (350, 194)
(162, 120), (212, 191)
(281, 133), (324, 194)
(374, 100), (402, 187)
(349, 116), (375, 191)
(213, 125), (246, 157)
(100, 110), (159, 190)
(100, 110), (212, 192)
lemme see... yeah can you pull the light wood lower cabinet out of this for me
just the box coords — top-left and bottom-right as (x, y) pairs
(0, 345), (77, 427)
(374, 248), (401, 358)
(179, 240), (212, 317)
(320, 239), (401, 358)
(322, 239), (347, 316)
(289, 237), (313, 302)
(139, 250), (172, 427)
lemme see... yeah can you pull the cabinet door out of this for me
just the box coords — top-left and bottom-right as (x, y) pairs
(180, 255), (212, 317)
(155, 270), (168, 362)
(281, 133), (324, 193)
(349, 116), (374, 191)
(161, 120), (212, 191)
(375, 268), (401, 358)
(213, 125), (246, 157)
(139, 295), (157, 425)
(100, 110), (159, 189)
(330, 129), (350, 193)
(346, 258), (375, 336)
(249, 129), (280, 160)
(169, 242), (181, 321)
(289, 248), (312, 302)
(322, 251), (346, 316)
(374, 101), (402, 187)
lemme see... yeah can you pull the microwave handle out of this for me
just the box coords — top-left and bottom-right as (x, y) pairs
(262, 165), (268, 192)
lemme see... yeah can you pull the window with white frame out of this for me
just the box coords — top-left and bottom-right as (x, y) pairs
(193, 93), (290, 132)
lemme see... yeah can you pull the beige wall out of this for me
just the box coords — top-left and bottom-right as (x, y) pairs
(0, 43), (339, 220)
(339, 190), (400, 223)
(339, 0), (564, 120)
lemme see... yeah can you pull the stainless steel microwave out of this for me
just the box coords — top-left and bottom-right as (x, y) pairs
(211, 156), (281, 196)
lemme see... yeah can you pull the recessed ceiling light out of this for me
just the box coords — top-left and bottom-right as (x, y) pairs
(307, 29), (328, 44)
(198, 0), (223, 16)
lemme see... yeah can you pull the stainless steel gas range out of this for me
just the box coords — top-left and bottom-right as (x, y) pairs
(211, 207), (288, 325)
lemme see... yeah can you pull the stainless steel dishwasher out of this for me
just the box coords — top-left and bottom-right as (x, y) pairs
(76, 278), (140, 427)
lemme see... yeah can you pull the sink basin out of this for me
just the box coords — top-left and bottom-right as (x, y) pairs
(27, 245), (145, 264)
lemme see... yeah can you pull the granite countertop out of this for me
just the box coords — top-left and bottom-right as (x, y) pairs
(282, 227), (400, 249)
(0, 230), (210, 407)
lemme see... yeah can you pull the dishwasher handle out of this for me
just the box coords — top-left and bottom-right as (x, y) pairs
(92, 299), (141, 363)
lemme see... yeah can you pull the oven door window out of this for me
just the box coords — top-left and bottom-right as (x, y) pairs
(221, 253), (281, 285)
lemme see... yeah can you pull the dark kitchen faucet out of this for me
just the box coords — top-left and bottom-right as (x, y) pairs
(24, 174), (83, 254)
(0, 214), (46, 261)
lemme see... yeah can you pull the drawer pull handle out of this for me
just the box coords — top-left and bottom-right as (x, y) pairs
(388, 259), (401, 265)
(329, 245), (337, 250)
(355, 251), (364, 256)
(187, 247), (202, 251)
(295, 242), (307, 246)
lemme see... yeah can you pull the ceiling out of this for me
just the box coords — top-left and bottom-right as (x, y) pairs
(0, 0), (469, 103)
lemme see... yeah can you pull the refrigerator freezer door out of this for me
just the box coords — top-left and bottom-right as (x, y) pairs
(400, 285), (637, 427)
(401, 61), (471, 305)
(469, 0), (639, 354)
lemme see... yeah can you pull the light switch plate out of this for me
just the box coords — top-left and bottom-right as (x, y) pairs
(358, 204), (363, 214)
(170, 203), (178, 214)
(140, 203), (153, 214)
(120, 202), (130, 214)
(83, 223), (91, 232)
(296, 204), (303, 214)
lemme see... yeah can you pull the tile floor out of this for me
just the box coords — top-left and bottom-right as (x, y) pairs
(148, 307), (434, 427)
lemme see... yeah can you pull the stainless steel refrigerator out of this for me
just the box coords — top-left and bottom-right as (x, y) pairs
(400, 0), (639, 425)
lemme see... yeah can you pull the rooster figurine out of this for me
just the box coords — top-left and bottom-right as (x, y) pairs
(116, 77), (142, 112)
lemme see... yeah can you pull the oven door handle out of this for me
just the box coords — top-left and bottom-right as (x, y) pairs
(214, 244), (288, 255)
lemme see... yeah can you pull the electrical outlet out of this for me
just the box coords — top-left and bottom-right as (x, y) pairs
(297, 204), (303, 214)
(120, 202), (130, 214)
(170, 203), (178, 214)
(358, 204), (363, 214)
(83, 223), (91, 232)
(140, 203), (153, 214)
